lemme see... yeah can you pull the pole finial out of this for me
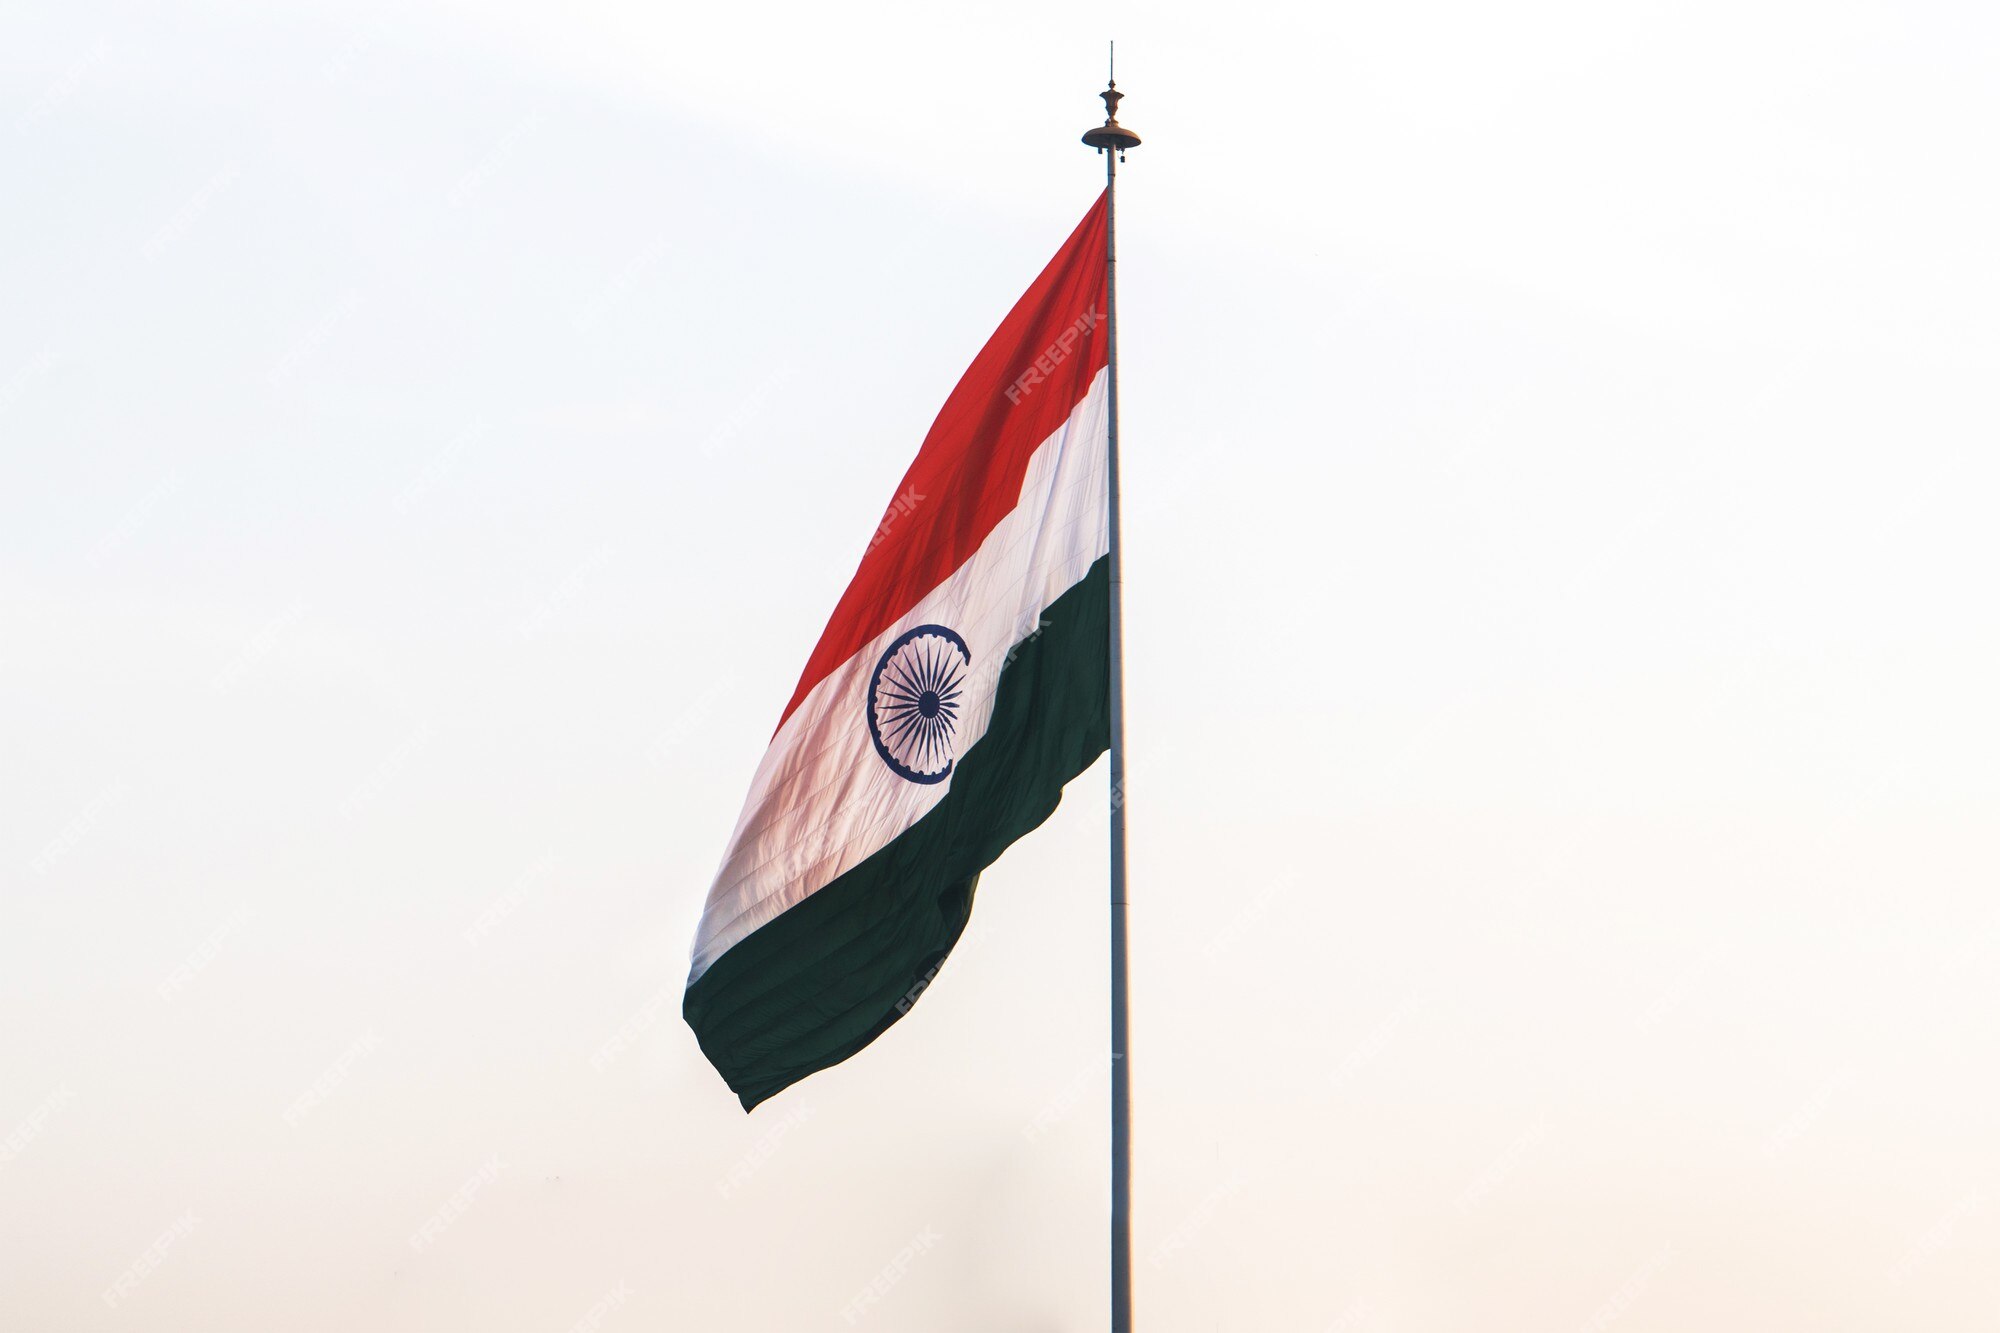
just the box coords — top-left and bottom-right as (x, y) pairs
(1081, 47), (1141, 159)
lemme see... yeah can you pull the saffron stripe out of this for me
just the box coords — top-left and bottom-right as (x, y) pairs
(774, 195), (1109, 732)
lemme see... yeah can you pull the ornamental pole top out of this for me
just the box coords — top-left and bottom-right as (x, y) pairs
(1082, 72), (1141, 157)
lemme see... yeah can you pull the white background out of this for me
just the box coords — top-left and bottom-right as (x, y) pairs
(5, 1), (1998, 1329)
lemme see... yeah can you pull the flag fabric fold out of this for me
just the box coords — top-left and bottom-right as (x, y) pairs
(685, 194), (1113, 1109)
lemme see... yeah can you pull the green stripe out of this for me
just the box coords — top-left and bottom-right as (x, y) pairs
(685, 556), (1111, 1110)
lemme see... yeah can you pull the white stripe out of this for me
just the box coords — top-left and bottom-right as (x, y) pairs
(688, 368), (1109, 984)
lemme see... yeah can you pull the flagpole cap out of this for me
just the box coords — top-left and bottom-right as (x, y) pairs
(1082, 81), (1141, 154)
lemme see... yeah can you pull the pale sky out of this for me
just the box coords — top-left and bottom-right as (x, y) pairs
(5, 1), (1999, 1329)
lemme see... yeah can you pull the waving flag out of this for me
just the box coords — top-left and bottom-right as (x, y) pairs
(686, 195), (1113, 1109)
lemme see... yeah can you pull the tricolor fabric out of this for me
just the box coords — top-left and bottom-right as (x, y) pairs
(685, 195), (1113, 1109)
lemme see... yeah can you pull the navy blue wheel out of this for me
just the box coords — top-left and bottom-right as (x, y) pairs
(866, 624), (972, 784)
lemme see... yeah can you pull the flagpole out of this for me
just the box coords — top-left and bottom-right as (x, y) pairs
(1083, 56), (1140, 1333)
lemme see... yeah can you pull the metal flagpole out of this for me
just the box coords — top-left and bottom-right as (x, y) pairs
(1082, 49), (1140, 1333)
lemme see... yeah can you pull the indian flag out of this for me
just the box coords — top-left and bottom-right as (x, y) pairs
(685, 195), (1113, 1109)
